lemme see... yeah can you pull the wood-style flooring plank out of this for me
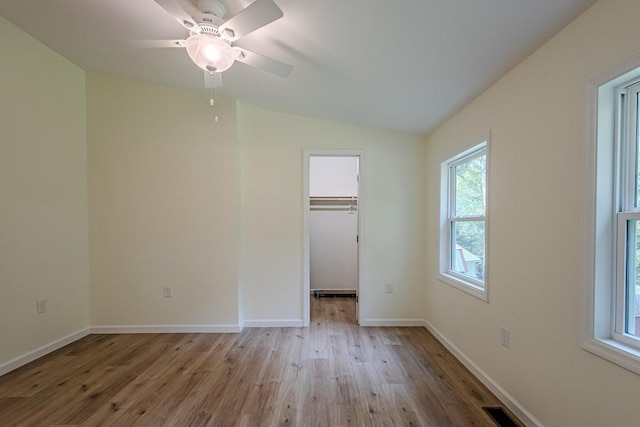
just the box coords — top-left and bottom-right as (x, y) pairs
(0, 297), (522, 426)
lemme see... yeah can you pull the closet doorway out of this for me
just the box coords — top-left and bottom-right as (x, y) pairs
(303, 150), (362, 326)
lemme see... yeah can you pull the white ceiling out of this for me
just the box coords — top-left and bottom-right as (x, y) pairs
(0, 0), (597, 135)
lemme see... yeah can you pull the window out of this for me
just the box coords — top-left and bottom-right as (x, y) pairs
(440, 141), (488, 301)
(615, 81), (640, 347)
(582, 53), (640, 375)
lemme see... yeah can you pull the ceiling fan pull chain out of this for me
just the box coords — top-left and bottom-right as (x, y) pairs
(209, 86), (219, 124)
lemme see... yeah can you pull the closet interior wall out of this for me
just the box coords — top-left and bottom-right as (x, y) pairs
(309, 157), (359, 293)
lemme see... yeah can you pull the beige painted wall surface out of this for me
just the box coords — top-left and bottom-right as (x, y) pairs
(0, 17), (89, 365)
(87, 74), (240, 327)
(239, 105), (425, 323)
(424, 0), (640, 425)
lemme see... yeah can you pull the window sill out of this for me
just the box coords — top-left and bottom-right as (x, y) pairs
(582, 337), (640, 376)
(438, 273), (488, 302)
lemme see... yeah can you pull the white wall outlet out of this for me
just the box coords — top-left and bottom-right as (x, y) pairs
(36, 298), (47, 314)
(500, 327), (510, 348)
(385, 282), (394, 293)
(164, 286), (173, 298)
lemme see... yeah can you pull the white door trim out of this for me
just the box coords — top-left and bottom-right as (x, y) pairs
(303, 149), (364, 326)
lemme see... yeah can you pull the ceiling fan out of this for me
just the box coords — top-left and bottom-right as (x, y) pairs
(141, 0), (293, 88)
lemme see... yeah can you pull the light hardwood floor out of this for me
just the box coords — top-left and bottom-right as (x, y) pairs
(0, 297), (520, 426)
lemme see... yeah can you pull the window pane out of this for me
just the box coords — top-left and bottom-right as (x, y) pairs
(455, 154), (486, 217)
(626, 220), (640, 338)
(451, 220), (485, 282)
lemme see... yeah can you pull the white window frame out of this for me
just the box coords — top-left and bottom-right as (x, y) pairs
(582, 51), (640, 375)
(616, 212), (640, 347)
(439, 139), (489, 301)
(614, 81), (640, 348)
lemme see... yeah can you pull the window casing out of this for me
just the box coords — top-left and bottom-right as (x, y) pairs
(582, 54), (640, 375)
(440, 141), (488, 301)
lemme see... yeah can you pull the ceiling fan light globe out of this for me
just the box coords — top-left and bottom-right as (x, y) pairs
(185, 34), (234, 73)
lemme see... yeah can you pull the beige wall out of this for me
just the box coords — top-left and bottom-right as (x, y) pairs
(0, 17), (89, 367)
(424, 0), (640, 425)
(85, 75), (425, 329)
(239, 105), (425, 324)
(87, 74), (240, 329)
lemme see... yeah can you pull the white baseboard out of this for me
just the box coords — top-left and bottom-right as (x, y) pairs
(359, 318), (427, 327)
(0, 328), (90, 377)
(424, 321), (542, 427)
(242, 319), (304, 328)
(91, 324), (242, 334)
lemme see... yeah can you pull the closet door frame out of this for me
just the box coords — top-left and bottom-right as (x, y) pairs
(303, 149), (364, 326)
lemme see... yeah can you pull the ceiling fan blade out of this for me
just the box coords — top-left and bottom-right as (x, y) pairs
(153, 0), (202, 33)
(123, 40), (186, 48)
(234, 47), (292, 78)
(219, 0), (283, 41)
(204, 71), (223, 88)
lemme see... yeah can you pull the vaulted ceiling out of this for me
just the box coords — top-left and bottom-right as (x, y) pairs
(0, 0), (597, 135)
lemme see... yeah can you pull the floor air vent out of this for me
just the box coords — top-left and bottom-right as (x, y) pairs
(482, 407), (519, 427)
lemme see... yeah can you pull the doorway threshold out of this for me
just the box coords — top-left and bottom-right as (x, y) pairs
(313, 290), (356, 298)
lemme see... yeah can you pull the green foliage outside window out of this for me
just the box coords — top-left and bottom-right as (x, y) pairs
(454, 154), (486, 278)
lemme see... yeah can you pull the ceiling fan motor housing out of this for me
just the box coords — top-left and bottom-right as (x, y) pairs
(196, 24), (222, 38)
(198, 0), (226, 18)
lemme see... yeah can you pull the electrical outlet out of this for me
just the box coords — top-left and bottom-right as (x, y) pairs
(164, 286), (173, 298)
(36, 298), (47, 314)
(500, 327), (510, 348)
(385, 282), (394, 293)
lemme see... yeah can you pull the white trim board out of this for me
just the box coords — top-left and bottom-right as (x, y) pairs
(0, 328), (91, 377)
(424, 321), (542, 427)
(91, 324), (242, 334)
